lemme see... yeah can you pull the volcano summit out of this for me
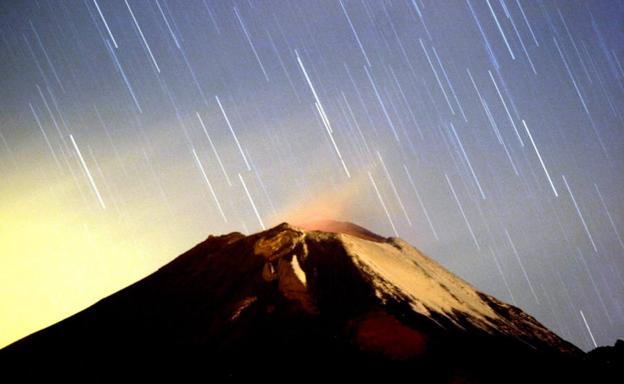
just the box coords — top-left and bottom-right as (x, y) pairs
(1, 221), (618, 382)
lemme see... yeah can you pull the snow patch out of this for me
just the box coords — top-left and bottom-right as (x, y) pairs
(337, 233), (499, 330)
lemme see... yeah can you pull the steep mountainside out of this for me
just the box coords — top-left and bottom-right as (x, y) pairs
(1, 221), (613, 382)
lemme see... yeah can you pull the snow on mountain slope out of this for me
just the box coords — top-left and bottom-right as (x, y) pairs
(2, 221), (590, 382)
(254, 222), (579, 355)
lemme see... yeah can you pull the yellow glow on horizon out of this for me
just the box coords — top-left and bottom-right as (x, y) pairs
(0, 117), (376, 349)
(0, 173), (179, 349)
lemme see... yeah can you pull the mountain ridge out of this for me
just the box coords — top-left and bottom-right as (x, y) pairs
(0, 220), (616, 382)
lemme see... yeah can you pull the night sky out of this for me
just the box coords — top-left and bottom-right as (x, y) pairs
(0, 0), (623, 351)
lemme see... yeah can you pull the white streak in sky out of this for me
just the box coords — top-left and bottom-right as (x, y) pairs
(316, 103), (351, 178)
(562, 175), (598, 253)
(419, 39), (455, 115)
(202, 0), (221, 35)
(338, 0), (371, 67)
(594, 183), (624, 251)
(504, 228), (539, 304)
(363, 65), (400, 142)
(553, 38), (608, 159)
(192, 148), (227, 222)
(486, 0), (515, 59)
(522, 120), (557, 196)
(580, 310), (598, 348)
(239, 173), (265, 230)
(403, 164), (439, 240)
(508, 11), (536, 74)
(70, 134), (106, 209)
(105, 39), (142, 113)
(410, 0), (432, 41)
(155, 0), (180, 49)
(295, 50), (350, 177)
(448, 122), (486, 200)
(489, 70), (524, 146)
(29, 102), (61, 170)
(295, 50), (323, 113)
(233, 7), (269, 82)
(215, 95), (251, 171)
(266, 28), (301, 103)
(368, 171), (398, 237)
(93, 0), (118, 48)
(432, 46), (467, 121)
(552, 36), (588, 116)
(489, 246), (516, 305)
(445, 173), (480, 249)
(315, 101), (333, 135)
(557, 9), (591, 83)
(29, 21), (65, 93)
(124, 0), (161, 73)
(376, 151), (412, 226)
(515, 0), (539, 46)
(481, 99), (519, 176)
(196, 112), (232, 186)
(466, 0), (499, 69)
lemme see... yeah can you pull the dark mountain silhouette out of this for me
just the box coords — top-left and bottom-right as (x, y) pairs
(1, 221), (619, 382)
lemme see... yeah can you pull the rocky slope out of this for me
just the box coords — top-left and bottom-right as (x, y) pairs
(0, 220), (613, 382)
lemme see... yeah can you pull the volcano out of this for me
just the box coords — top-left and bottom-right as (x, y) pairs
(1, 221), (618, 381)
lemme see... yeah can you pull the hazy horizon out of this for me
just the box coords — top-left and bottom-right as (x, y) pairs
(0, 0), (622, 350)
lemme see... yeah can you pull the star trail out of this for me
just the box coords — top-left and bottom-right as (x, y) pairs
(0, 0), (622, 351)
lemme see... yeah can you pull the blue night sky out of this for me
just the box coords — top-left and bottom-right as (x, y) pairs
(0, 0), (622, 351)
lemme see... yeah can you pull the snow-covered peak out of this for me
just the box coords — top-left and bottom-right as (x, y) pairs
(252, 221), (580, 356)
(3, 220), (588, 381)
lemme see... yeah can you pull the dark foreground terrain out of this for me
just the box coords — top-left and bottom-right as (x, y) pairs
(2, 221), (621, 382)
